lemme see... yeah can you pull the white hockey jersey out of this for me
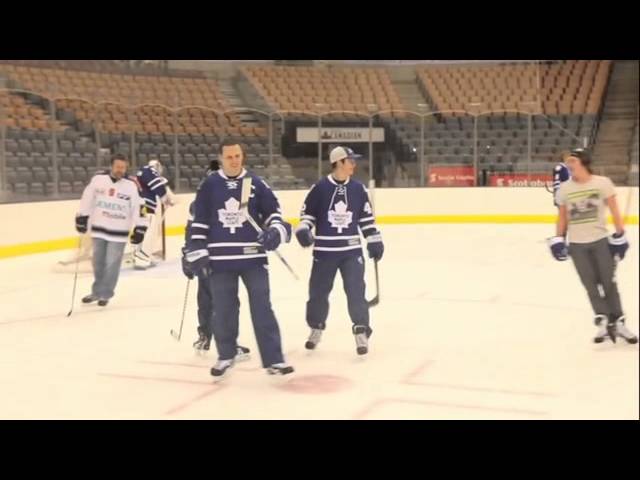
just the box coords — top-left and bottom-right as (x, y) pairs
(78, 171), (148, 243)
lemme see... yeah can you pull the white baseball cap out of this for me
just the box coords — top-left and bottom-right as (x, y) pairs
(329, 146), (362, 164)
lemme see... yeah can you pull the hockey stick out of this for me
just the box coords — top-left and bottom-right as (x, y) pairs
(366, 180), (380, 308)
(367, 259), (380, 308)
(244, 213), (300, 281)
(66, 236), (83, 317)
(544, 180), (554, 194)
(240, 177), (299, 281)
(170, 278), (191, 341)
(161, 202), (167, 261)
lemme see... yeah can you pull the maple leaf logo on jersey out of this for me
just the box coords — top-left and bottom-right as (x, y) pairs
(226, 181), (239, 190)
(218, 197), (245, 234)
(328, 200), (352, 233)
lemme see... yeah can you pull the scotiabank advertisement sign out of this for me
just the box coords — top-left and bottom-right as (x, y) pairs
(489, 173), (552, 187)
(428, 166), (476, 187)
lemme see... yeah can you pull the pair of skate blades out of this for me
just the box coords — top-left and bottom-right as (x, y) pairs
(305, 325), (371, 356)
(192, 328), (293, 380)
(593, 315), (638, 344)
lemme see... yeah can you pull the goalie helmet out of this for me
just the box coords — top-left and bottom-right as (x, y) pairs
(148, 159), (163, 175)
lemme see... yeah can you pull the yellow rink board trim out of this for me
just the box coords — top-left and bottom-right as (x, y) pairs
(0, 237), (80, 259)
(1, 214), (638, 259)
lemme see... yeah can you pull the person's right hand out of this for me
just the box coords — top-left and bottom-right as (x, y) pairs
(185, 249), (210, 277)
(75, 215), (89, 234)
(181, 248), (195, 279)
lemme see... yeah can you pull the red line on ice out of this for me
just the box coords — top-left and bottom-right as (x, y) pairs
(405, 381), (556, 398)
(400, 360), (554, 398)
(401, 360), (435, 384)
(165, 385), (227, 416)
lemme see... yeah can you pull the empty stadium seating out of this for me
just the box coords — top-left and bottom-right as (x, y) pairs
(0, 63), (284, 194)
(242, 65), (403, 118)
(0, 60), (625, 197)
(417, 61), (610, 115)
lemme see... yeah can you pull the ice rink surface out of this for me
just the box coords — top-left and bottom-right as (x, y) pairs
(0, 224), (638, 419)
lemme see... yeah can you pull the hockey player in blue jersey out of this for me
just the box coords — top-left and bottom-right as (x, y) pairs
(136, 159), (171, 214)
(185, 140), (294, 379)
(133, 159), (174, 269)
(552, 153), (571, 207)
(181, 159), (251, 360)
(295, 146), (384, 356)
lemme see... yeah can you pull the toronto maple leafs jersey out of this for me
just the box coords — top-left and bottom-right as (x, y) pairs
(188, 168), (290, 272)
(78, 171), (147, 243)
(299, 175), (381, 259)
(553, 162), (570, 207)
(135, 165), (168, 214)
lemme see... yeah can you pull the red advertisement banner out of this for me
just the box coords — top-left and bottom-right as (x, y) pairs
(489, 174), (552, 187)
(428, 166), (476, 187)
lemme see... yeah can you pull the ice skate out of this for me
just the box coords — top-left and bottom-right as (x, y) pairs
(593, 315), (609, 344)
(210, 358), (235, 380)
(193, 327), (211, 354)
(614, 316), (638, 344)
(305, 328), (323, 350)
(266, 362), (294, 375)
(235, 345), (251, 362)
(82, 295), (97, 304)
(353, 325), (369, 355)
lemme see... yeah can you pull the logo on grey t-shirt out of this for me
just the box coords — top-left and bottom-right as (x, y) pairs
(567, 189), (601, 225)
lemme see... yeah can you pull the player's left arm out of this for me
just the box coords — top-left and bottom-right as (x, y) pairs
(144, 168), (169, 203)
(605, 179), (629, 260)
(358, 185), (383, 260)
(358, 185), (381, 241)
(605, 186), (625, 235)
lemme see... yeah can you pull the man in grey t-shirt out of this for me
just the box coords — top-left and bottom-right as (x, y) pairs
(548, 148), (637, 344)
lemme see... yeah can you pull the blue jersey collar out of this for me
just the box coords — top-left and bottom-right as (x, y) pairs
(327, 174), (350, 186)
(218, 168), (247, 180)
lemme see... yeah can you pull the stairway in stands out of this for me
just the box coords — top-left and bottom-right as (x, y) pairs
(592, 60), (639, 185)
(231, 70), (308, 189)
(629, 117), (639, 186)
(389, 67), (429, 112)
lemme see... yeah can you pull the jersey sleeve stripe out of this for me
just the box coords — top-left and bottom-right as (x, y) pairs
(360, 224), (377, 231)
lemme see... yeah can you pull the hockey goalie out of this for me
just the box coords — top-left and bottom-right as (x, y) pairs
(131, 159), (177, 269)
